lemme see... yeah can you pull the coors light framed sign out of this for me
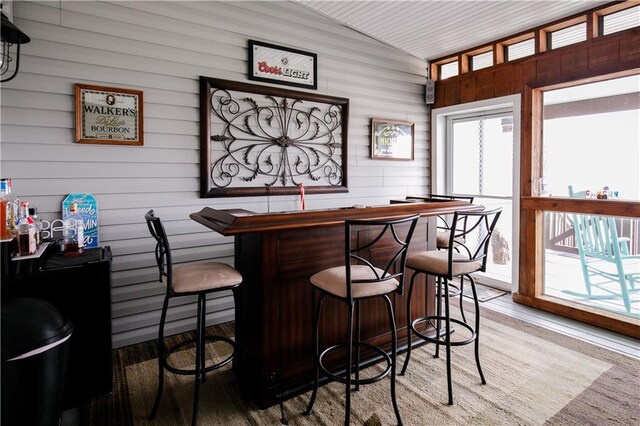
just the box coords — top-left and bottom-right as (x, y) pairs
(75, 84), (144, 146)
(248, 40), (317, 90)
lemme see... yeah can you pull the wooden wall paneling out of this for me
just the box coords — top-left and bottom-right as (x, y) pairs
(588, 37), (620, 69)
(459, 74), (477, 103)
(434, 79), (446, 107)
(493, 65), (516, 97)
(535, 54), (562, 83)
(443, 78), (461, 106)
(476, 70), (495, 100)
(435, 28), (640, 109)
(620, 30), (640, 63)
(560, 46), (589, 79)
(513, 58), (538, 90)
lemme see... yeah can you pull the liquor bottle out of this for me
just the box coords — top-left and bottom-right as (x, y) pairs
(29, 207), (43, 247)
(0, 178), (11, 240)
(63, 202), (84, 256)
(16, 201), (37, 256)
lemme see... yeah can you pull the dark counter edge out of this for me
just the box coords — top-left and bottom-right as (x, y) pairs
(190, 200), (481, 236)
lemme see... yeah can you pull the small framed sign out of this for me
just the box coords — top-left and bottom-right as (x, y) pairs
(248, 40), (317, 90)
(62, 193), (99, 248)
(75, 84), (144, 146)
(371, 118), (415, 160)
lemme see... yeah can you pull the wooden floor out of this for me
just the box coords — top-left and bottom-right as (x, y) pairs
(484, 293), (640, 359)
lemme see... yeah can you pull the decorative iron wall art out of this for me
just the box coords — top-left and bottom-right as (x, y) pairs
(199, 77), (349, 197)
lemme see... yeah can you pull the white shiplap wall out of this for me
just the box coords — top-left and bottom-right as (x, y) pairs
(0, 1), (430, 348)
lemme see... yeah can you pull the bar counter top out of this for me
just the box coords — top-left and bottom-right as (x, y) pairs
(190, 199), (480, 235)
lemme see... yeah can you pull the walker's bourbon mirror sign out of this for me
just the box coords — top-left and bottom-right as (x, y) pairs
(248, 40), (317, 90)
(371, 118), (415, 161)
(75, 84), (144, 146)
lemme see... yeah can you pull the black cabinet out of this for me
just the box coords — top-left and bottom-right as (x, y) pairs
(1, 245), (113, 409)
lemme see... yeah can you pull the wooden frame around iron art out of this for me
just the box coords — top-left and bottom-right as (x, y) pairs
(199, 76), (349, 198)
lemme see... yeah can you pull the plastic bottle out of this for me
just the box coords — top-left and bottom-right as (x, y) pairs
(63, 202), (84, 256)
(16, 201), (36, 256)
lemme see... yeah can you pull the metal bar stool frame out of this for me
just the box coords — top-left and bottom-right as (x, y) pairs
(408, 194), (476, 323)
(400, 208), (502, 405)
(145, 210), (241, 426)
(304, 214), (419, 426)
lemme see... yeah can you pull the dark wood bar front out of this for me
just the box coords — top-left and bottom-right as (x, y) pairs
(191, 201), (479, 408)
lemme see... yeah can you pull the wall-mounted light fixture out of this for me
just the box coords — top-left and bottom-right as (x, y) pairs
(1, 12), (30, 83)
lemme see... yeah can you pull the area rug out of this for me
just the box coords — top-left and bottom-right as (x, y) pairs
(112, 308), (639, 426)
(461, 281), (508, 302)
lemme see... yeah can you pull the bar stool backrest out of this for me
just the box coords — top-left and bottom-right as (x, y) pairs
(145, 209), (173, 294)
(345, 214), (420, 301)
(428, 194), (475, 240)
(446, 208), (502, 279)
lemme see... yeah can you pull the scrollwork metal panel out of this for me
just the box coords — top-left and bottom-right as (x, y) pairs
(200, 77), (349, 198)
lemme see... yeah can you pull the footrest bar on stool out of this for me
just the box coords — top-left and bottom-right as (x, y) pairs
(410, 316), (476, 347)
(318, 341), (392, 386)
(162, 335), (235, 376)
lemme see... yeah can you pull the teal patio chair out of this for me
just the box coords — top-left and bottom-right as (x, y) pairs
(567, 186), (639, 314)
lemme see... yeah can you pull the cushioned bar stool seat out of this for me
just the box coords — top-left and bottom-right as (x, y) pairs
(304, 214), (419, 426)
(400, 208), (502, 406)
(145, 210), (242, 426)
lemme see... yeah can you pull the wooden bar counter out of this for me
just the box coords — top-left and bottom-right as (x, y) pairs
(191, 200), (479, 408)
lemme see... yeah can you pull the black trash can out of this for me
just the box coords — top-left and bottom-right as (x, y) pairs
(2, 298), (74, 426)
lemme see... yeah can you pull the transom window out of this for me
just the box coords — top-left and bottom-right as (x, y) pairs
(439, 61), (459, 79)
(506, 38), (535, 61)
(548, 22), (586, 49)
(602, 5), (640, 35)
(471, 51), (493, 71)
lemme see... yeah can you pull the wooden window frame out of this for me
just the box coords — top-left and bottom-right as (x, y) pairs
(431, 57), (458, 81)
(463, 46), (494, 72)
(516, 69), (640, 338)
(539, 15), (587, 52)
(497, 32), (536, 64)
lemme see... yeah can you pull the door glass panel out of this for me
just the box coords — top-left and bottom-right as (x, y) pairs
(448, 112), (514, 289)
(451, 115), (513, 198)
(543, 211), (640, 318)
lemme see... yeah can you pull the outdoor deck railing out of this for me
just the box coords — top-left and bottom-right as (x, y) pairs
(545, 212), (640, 255)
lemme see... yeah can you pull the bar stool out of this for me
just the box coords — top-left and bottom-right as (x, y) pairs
(304, 214), (419, 426)
(407, 194), (475, 322)
(400, 208), (501, 405)
(430, 194), (474, 322)
(145, 210), (242, 426)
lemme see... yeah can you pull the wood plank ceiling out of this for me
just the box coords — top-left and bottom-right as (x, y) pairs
(296, 0), (612, 61)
